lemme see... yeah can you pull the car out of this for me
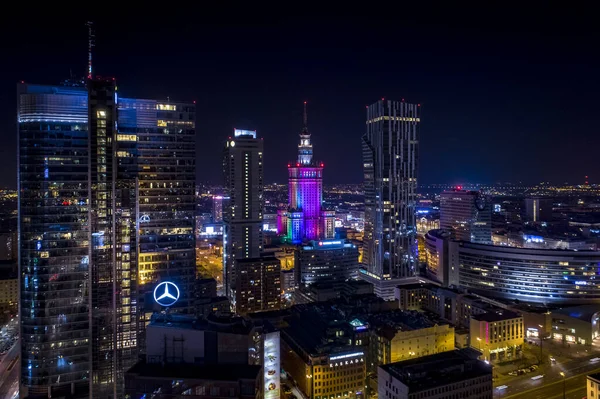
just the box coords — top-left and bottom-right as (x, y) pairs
(508, 371), (517, 376)
(550, 357), (556, 363)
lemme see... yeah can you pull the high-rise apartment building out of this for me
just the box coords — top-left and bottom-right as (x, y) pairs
(361, 100), (420, 298)
(440, 189), (491, 244)
(235, 255), (281, 316)
(18, 81), (196, 398)
(277, 103), (334, 243)
(222, 129), (264, 306)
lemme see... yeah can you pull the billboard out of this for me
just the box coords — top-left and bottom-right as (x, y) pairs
(263, 331), (280, 399)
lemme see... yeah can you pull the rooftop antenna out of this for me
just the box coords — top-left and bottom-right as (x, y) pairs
(302, 101), (308, 133)
(86, 21), (94, 79)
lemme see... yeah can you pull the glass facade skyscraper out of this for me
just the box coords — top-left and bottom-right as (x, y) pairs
(18, 81), (196, 398)
(361, 100), (420, 297)
(18, 83), (91, 398)
(118, 98), (197, 340)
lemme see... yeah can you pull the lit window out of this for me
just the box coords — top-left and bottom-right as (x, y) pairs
(157, 104), (176, 111)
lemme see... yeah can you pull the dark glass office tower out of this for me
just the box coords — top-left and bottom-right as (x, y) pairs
(88, 78), (139, 398)
(18, 81), (194, 398)
(118, 98), (196, 330)
(18, 83), (91, 398)
(222, 130), (264, 306)
(362, 100), (420, 290)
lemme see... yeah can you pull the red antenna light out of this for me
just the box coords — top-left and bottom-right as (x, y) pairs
(193, 100), (196, 104)
(381, 97), (385, 101)
(418, 104), (421, 107)
(20, 80), (24, 84)
(402, 98), (405, 102)
(320, 163), (324, 167)
(287, 164), (290, 168)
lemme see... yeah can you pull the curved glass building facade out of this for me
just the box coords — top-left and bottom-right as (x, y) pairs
(18, 84), (91, 397)
(457, 242), (600, 304)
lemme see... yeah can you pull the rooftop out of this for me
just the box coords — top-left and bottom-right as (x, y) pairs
(553, 305), (600, 321)
(472, 310), (521, 323)
(370, 310), (445, 333)
(127, 360), (260, 381)
(395, 283), (438, 291)
(589, 373), (600, 382)
(149, 313), (253, 335)
(380, 349), (492, 393)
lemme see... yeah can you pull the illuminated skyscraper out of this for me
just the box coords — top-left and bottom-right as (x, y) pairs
(277, 103), (334, 243)
(361, 99), (420, 298)
(18, 83), (91, 398)
(18, 80), (195, 398)
(222, 129), (264, 305)
(88, 78), (139, 398)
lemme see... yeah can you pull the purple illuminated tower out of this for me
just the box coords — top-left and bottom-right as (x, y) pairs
(277, 103), (334, 243)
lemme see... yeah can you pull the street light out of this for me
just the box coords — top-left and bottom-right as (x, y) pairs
(539, 324), (544, 365)
(560, 372), (566, 399)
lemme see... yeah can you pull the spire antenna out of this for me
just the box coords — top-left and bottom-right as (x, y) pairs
(303, 101), (308, 130)
(86, 21), (95, 79)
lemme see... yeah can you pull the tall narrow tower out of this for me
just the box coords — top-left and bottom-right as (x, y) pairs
(222, 129), (264, 304)
(361, 99), (420, 297)
(281, 103), (332, 243)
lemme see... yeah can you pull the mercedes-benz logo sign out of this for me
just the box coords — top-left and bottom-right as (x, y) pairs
(153, 281), (180, 307)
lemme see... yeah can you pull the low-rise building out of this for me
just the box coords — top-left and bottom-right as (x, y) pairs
(588, 373), (600, 399)
(378, 349), (492, 399)
(0, 275), (17, 312)
(146, 313), (256, 365)
(369, 310), (455, 371)
(470, 310), (524, 363)
(551, 305), (600, 345)
(195, 297), (231, 318)
(280, 302), (368, 399)
(125, 362), (260, 399)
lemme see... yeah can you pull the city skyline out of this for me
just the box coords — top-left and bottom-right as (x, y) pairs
(3, 14), (600, 188)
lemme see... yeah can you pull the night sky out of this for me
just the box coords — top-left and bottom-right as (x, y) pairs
(2, 12), (599, 188)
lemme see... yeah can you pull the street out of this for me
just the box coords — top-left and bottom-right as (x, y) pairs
(0, 341), (19, 399)
(496, 355), (599, 398)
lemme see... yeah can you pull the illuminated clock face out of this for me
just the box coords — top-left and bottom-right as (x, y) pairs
(476, 195), (486, 211)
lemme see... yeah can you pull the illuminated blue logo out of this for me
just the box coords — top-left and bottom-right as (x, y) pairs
(153, 281), (180, 307)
